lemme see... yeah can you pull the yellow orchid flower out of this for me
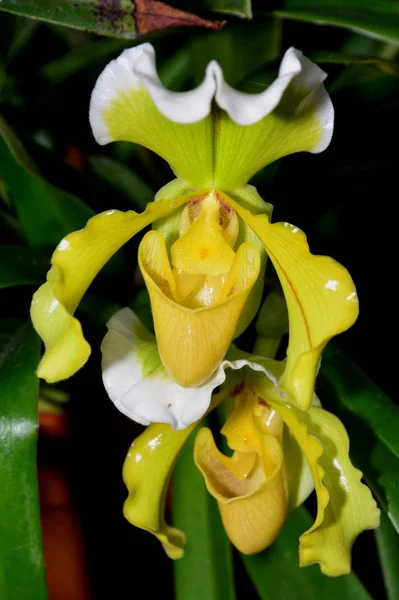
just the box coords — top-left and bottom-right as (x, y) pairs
(195, 368), (381, 576)
(31, 43), (356, 410)
(118, 302), (379, 577)
(29, 43), (379, 576)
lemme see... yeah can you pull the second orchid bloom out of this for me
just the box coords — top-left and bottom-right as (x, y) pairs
(31, 43), (379, 576)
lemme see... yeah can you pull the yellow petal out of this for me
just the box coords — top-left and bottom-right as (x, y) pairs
(171, 192), (235, 277)
(173, 271), (226, 308)
(123, 422), (195, 559)
(222, 193), (359, 409)
(137, 229), (179, 302)
(221, 386), (283, 453)
(195, 384), (287, 554)
(218, 241), (261, 304)
(139, 233), (261, 387)
(31, 196), (190, 383)
(252, 376), (380, 576)
(194, 426), (287, 555)
(178, 193), (239, 248)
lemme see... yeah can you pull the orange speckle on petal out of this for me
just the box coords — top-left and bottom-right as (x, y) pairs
(200, 247), (209, 261)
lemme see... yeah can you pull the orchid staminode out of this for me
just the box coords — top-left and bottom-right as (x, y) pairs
(30, 43), (379, 575)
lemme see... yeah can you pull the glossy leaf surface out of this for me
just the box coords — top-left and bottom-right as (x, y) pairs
(0, 120), (94, 248)
(0, 319), (48, 600)
(375, 511), (399, 600)
(273, 0), (399, 44)
(242, 506), (372, 599)
(201, 0), (252, 19)
(0, 0), (224, 39)
(310, 52), (399, 78)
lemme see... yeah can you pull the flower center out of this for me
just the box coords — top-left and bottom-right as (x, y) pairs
(222, 384), (284, 458)
(171, 191), (239, 308)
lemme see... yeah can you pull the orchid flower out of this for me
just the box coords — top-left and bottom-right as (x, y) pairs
(109, 294), (379, 576)
(30, 43), (379, 575)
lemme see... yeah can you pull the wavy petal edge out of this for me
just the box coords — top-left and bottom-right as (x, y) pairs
(101, 307), (280, 429)
(31, 196), (190, 383)
(252, 375), (380, 576)
(89, 43), (333, 145)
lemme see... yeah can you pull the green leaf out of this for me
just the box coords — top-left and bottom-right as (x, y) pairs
(319, 345), (399, 532)
(321, 345), (399, 470)
(0, 245), (48, 288)
(40, 38), (130, 84)
(172, 422), (234, 600)
(0, 209), (27, 242)
(0, 114), (38, 173)
(158, 47), (191, 91)
(7, 17), (39, 64)
(272, 0), (399, 45)
(311, 51), (399, 78)
(339, 31), (385, 55)
(329, 63), (398, 99)
(41, 41), (190, 93)
(200, 0), (252, 19)
(0, 0), (224, 40)
(0, 0), (139, 38)
(242, 506), (372, 600)
(0, 319), (48, 600)
(375, 511), (399, 600)
(0, 116), (94, 248)
(89, 155), (154, 210)
(189, 19), (281, 87)
(255, 290), (289, 338)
